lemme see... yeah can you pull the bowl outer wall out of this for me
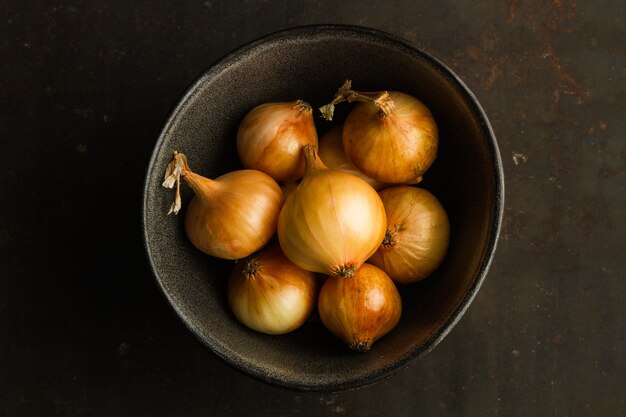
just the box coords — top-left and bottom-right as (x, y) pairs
(142, 24), (504, 391)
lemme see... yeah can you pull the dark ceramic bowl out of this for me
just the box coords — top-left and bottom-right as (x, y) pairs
(142, 25), (504, 391)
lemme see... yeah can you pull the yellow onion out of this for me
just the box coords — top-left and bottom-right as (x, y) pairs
(277, 145), (387, 278)
(317, 125), (387, 190)
(368, 186), (449, 284)
(162, 151), (283, 260)
(320, 80), (438, 184)
(228, 245), (318, 335)
(237, 100), (318, 183)
(318, 263), (402, 352)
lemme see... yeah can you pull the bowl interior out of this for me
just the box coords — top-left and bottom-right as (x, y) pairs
(143, 25), (503, 391)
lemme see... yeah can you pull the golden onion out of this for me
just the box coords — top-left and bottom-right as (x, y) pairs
(368, 186), (449, 283)
(277, 145), (387, 278)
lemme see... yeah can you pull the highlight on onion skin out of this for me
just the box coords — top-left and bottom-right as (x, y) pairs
(317, 125), (387, 190)
(237, 100), (318, 183)
(162, 151), (284, 260)
(318, 263), (402, 352)
(368, 185), (450, 284)
(320, 80), (438, 185)
(228, 245), (318, 335)
(277, 144), (387, 279)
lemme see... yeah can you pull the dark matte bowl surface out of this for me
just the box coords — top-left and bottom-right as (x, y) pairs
(142, 24), (504, 391)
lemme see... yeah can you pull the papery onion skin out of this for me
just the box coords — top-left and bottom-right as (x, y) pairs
(237, 100), (318, 183)
(343, 91), (438, 184)
(183, 169), (284, 260)
(228, 245), (318, 335)
(277, 145), (387, 278)
(318, 263), (402, 352)
(318, 125), (387, 190)
(368, 186), (449, 284)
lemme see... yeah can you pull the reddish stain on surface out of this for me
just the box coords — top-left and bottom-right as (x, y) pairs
(543, 45), (591, 102)
(507, 0), (517, 24)
(597, 163), (620, 179)
(465, 45), (507, 89)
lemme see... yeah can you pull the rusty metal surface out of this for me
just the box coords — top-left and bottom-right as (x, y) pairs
(0, 1), (624, 416)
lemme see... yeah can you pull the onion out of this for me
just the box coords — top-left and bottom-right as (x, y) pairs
(162, 151), (284, 260)
(228, 245), (318, 335)
(277, 145), (387, 278)
(368, 186), (449, 283)
(317, 125), (387, 190)
(237, 100), (318, 183)
(320, 80), (438, 184)
(318, 263), (402, 352)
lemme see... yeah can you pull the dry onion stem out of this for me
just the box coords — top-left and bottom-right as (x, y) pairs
(162, 151), (189, 215)
(319, 79), (394, 121)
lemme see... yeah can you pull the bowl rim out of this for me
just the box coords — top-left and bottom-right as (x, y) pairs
(142, 23), (505, 392)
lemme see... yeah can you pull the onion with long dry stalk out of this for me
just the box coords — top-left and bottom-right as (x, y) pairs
(320, 80), (438, 185)
(162, 151), (284, 260)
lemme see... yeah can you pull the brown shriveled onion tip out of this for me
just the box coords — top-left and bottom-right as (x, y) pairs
(294, 99), (312, 112)
(302, 143), (328, 174)
(332, 264), (356, 278)
(318, 80), (353, 121)
(319, 80), (396, 120)
(162, 151), (192, 215)
(350, 340), (373, 353)
(242, 259), (260, 278)
(381, 227), (399, 249)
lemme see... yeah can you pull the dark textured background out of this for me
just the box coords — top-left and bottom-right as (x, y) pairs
(1, 1), (624, 416)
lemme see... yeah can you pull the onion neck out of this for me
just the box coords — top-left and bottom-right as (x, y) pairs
(302, 144), (328, 176)
(182, 171), (217, 200)
(319, 79), (395, 120)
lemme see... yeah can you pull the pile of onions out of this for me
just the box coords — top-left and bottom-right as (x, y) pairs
(161, 85), (449, 351)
